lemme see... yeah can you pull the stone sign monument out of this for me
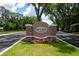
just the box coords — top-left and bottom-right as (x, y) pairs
(25, 22), (57, 43)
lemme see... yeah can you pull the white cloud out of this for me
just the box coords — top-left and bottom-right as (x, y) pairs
(42, 14), (53, 25)
(0, 3), (26, 13)
(2, 3), (17, 12)
(23, 5), (33, 16)
(0, 3), (17, 12)
(16, 3), (26, 8)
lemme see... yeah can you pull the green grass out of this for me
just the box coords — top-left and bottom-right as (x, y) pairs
(2, 40), (79, 56)
(0, 30), (24, 34)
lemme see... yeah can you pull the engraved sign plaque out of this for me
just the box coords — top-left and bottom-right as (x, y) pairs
(33, 22), (48, 37)
(34, 27), (47, 33)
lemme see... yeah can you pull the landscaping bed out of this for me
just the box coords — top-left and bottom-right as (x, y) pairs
(1, 39), (79, 56)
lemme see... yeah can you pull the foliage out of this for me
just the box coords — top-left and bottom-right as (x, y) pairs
(2, 16), (37, 31)
(56, 4), (79, 32)
(0, 6), (37, 31)
(44, 3), (79, 32)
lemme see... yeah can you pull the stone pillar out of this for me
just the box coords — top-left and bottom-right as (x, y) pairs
(25, 24), (33, 42)
(48, 25), (57, 42)
(49, 26), (57, 35)
(25, 24), (33, 35)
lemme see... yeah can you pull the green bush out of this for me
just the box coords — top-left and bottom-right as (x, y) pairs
(1, 16), (37, 31)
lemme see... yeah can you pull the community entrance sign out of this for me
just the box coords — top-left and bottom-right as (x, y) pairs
(34, 27), (47, 33)
(25, 22), (57, 43)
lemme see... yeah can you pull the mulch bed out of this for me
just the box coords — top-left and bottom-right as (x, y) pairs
(31, 39), (48, 44)
(23, 38), (49, 44)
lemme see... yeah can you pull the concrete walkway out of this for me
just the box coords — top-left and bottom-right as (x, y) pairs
(0, 32), (26, 53)
(57, 31), (79, 48)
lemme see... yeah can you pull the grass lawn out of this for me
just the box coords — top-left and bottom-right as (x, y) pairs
(2, 40), (79, 56)
(0, 31), (24, 34)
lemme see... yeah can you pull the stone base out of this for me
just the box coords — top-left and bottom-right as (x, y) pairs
(25, 37), (56, 44)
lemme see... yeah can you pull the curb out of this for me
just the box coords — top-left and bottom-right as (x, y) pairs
(70, 33), (79, 36)
(67, 32), (79, 36)
(56, 37), (79, 49)
(0, 31), (25, 36)
(0, 36), (26, 55)
(57, 31), (79, 36)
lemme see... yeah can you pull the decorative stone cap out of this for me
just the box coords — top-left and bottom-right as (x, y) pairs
(25, 24), (32, 26)
(49, 24), (57, 27)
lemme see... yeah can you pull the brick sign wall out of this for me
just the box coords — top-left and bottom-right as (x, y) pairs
(25, 21), (57, 43)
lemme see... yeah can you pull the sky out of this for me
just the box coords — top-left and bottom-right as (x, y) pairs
(0, 3), (53, 25)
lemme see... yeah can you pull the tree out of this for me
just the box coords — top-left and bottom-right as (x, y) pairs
(56, 3), (79, 32)
(31, 3), (47, 21)
(44, 3), (79, 32)
(44, 4), (60, 30)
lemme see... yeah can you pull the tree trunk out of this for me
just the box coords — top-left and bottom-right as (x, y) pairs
(31, 3), (46, 22)
(37, 15), (41, 21)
